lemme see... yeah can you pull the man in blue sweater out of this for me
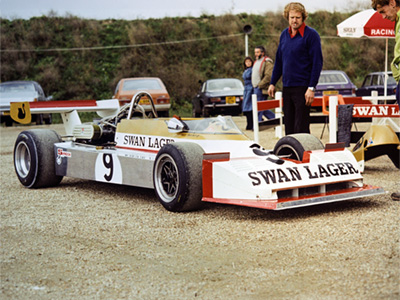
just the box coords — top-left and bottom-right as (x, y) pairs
(267, 2), (323, 135)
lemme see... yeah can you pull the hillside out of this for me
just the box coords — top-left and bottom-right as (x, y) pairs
(0, 11), (394, 114)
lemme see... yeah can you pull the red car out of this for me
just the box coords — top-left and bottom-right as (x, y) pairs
(113, 77), (170, 117)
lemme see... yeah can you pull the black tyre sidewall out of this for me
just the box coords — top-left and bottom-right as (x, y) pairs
(274, 134), (324, 161)
(153, 143), (204, 212)
(14, 129), (62, 188)
(14, 132), (39, 188)
(273, 136), (306, 161)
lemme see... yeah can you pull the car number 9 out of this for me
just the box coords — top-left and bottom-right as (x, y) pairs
(95, 153), (123, 184)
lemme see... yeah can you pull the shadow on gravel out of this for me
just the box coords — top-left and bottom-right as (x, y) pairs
(55, 178), (388, 221)
(205, 199), (386, 222)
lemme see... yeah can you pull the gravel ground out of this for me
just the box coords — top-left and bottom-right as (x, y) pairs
(1, 118), (399, 300)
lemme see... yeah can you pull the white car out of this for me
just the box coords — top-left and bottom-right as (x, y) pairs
(11, 92), (383, 212)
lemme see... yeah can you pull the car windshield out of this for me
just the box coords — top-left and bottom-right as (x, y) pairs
(206, 79), (243, 92)
(0, 82), (35, 93)
(122, 79), (162, 91)
(169, 116), (243, 134)
(387, 75), (397, 85)
(318, 73), (348, 85)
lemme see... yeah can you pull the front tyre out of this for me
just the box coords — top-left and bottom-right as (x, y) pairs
(14, 129), (63, 188)
(153, 142), (204, 212)
(273, 134), (324, 161)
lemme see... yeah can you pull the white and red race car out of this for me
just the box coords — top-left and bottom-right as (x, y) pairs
(11, 92), (383, 212)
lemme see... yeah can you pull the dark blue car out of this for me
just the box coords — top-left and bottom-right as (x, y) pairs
(192, 78), (244, 117)
(315, 70), (356, 97)
(356, 71), (396, 98)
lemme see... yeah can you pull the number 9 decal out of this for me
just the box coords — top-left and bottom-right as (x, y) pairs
(95, 153), (123, 184)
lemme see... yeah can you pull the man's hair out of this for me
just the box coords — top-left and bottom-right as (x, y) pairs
(255, 45), (266, 55)
(283, 2), (308, 20)
(371, 0), (400, 10)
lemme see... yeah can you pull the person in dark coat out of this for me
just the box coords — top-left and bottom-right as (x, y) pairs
(242, 56), (254, 130)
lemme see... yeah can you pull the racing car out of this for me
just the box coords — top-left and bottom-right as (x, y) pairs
(11, 92), (384, 212)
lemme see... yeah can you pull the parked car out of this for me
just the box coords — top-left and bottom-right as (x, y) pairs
(192, 78), (244, 117)
(0, 80), (52, 126)
(356, 72), (396, 99)
(315, 70), (356, 97)
(112, 77), (170, 117)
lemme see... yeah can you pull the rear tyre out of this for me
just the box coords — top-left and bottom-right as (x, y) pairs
(202, 107), (210, 118)
(36, 114), (44, 125)
(192, 107), (201, 118)
(273, 134), (324, 161)
(157, 111), (169, 118)
(153, 142), (204, 212)
(44, 114), (52, 124)
(4, 117), (13, 127)
(14, 129), (63, 188)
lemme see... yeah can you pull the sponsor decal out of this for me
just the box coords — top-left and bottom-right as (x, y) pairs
(10, 102), (31, 124)
(95, 153), (123, 184)
(56, 148), (71, 165)
(353, 105), (400, 118)
(122, 134), (175, 149)
(248, 162), (359, 186)
(370, 29), (394, 36)
(343, 27), (356, 33)
(57, 148), (72, 158)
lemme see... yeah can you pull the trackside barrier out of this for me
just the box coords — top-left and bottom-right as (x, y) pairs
(328, 97), (400, 143)
(252, 93), (397, 143)
(252, 92), (282, 144)
(329, 96), (338, 143)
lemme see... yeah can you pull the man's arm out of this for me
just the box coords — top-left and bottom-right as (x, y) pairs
(307, 28), (323, 88)
(258, 60), (274, 90)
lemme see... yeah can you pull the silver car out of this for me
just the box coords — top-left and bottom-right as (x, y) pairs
(0, 81), (52, 126)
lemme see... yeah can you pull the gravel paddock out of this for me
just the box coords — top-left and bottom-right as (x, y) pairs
(1, 118), (399, 299)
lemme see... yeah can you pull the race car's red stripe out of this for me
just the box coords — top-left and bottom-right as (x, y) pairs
(202, 184), (381, 210)
(115, 145), (159, 153)
(202, 153), (230, 198)
(29, 100), (97, 108)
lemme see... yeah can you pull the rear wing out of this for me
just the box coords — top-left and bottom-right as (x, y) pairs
(10, 99), (120, 135)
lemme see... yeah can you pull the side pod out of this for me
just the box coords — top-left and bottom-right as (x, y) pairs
(352, 125), (400, 172)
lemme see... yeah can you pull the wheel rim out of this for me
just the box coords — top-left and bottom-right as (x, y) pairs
(275, 144), (301, 161)
(15, 141), (31, 178)
(154, 153), (179, 203)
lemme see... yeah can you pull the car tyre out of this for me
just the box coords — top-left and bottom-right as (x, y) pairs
(153, 142), (204, 212)
(14, 129), (63, 188)
(273, 134), (324, 161)
(44, 114), (52, 124)
(4, 117), (13, 127)
(202, 107), (210, 117)
(192, 107), (201, 118)
(36, 114), (44, 125)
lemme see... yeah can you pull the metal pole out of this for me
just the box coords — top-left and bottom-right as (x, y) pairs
(275, 92), (283, 138)
(252, 94), (259, 143)
(384, 38), (388, 103)
(329, 96), (338, 143)
(245, 34), (248, 57)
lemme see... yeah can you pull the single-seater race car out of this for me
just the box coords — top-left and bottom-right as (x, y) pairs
(11, 92), (384, 212)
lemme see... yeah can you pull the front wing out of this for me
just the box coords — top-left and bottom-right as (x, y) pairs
(201, 150), (384, 210)
(203, 185), (384, 210)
